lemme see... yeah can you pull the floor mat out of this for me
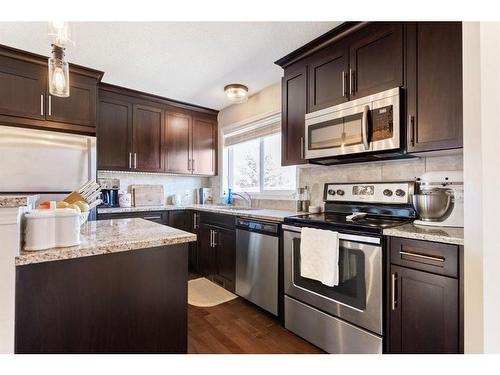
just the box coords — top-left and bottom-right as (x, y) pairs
(188, 277), (238, 307)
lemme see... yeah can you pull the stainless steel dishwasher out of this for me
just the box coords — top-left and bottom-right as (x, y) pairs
(235, 218), (279, 316)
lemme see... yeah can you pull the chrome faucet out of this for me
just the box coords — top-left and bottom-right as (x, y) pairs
(232, 191), (253, 208)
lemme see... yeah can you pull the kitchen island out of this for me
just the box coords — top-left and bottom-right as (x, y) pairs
(15, 218), (196, 354)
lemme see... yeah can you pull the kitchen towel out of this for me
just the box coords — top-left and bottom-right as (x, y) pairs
(300, 227), (339, 287)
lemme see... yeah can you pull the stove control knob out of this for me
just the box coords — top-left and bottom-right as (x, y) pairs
(395, 189), (406, 197)
(327, 189), (336, 196)
(336, 189), (345, 196)
(383, 189), (393, 197)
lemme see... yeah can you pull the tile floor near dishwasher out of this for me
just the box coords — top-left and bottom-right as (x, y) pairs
(187, 274), (323, 354)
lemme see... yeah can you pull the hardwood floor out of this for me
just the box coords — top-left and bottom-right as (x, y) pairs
(188, 297), (323, 354)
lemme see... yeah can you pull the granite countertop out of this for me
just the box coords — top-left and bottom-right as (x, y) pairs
(98, 204), (299, 222)
(16, 218), (197, 266)
(0, 194), (39, 208)
(384, 223), (464, 246)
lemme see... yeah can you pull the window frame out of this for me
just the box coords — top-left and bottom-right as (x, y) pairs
(222, 132), (297, 200)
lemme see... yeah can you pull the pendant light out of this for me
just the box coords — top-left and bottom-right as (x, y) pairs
(224, 84), (248, 103)
(47, 22), (73, 97)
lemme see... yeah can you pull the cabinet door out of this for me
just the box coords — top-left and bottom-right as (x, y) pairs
(406, 22), (463, 153)
(348, 22), (403, 100)
(189, 211), (200, 272)
(47, 73), (97, 128)
(191, 117), (216, 175)
(97, 96), (133, 171)
(308, 44), (349, 112)
(212, 227), (236, 292)
(282, 63), (307, 166)
(132, 104), (164, 172)
(165, 112), (192, 174)
(168, 210), (192, 232)
(0, 55), (46, 120)
(197, 224), (214, 277)
(389, 265), (459, 353)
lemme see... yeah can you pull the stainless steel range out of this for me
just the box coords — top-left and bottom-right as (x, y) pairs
(282, 181), (415, 354)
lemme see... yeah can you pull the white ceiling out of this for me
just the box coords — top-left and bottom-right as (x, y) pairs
(0, 22), (340, 110)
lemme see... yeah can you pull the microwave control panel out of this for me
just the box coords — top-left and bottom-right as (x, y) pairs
(324, 182), (413, 204)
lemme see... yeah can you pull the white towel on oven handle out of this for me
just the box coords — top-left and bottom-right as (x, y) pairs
(299, 227), (339, 287)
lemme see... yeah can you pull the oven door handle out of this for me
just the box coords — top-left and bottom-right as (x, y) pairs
(282, 225), (381, 245)
(362, 105), (370, 151)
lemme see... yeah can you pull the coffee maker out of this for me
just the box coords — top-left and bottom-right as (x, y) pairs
(412, 171), (464, 227)
(99, 178), (120, 208)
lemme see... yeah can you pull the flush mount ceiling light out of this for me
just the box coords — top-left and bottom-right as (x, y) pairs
(47, 21), (74, 97)
(224, 84), (248, 104)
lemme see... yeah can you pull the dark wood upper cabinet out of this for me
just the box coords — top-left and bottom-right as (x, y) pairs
(132, 104), (164, 173)
(0, 55), (46, 121)
(165, 112), (192, 174)
(308, 43), (349, 112)
(47, 73), (97, 128)
(406, 22), (463, 153)
(97, 84), (218, 175)
(389, 264), (459, 353)
(97, 95), (133, 171)
(348, 22), (403, 100)
(0, 45), (102, 135)
(192, 117), (217, 175)
(281, 62), (307, 166)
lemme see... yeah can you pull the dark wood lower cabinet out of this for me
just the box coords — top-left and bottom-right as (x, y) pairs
(15, 244), (188, 353)
(388, 237), (462, 354)
(197, 213), (236, 293)
(389, 264), (459, 353)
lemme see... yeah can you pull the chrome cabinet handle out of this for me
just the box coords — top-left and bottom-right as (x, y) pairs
(192, 159), (195, 172)
(409, 115), (415, 146)
(188, 159), (191, 171)
(128, 152), (132, 169)
(210, 230), (214, 247)
(212, 230), (217, 247)
(341, 71), (346, 97)
(349, 69), (354, 95)
(300, 137), (305, 159)
(361, 105), (370, 150)
(193, 213), (198, 229)
(391, 273), (397, 310)
(40, 94), (44, 116)
(48, 95), (52, 116)
(143, 216), (162, 220)
(134, 153), (137, 169)
(400, 250), (445, 263)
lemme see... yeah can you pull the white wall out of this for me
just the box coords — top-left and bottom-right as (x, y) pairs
(463, 21), (500, 354)
(478, 22), (500, 353)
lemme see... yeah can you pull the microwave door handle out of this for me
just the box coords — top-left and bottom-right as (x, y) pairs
(362, 105), (370, 151)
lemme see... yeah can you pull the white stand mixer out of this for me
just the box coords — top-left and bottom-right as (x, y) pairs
(413, 171), (464, 228)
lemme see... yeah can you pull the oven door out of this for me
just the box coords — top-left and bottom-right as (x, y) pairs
(282, 225), (383, 335)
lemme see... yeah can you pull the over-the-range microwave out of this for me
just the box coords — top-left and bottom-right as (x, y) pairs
(305, 87), (406, 165)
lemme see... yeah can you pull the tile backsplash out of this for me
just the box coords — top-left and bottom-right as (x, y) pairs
(210, 153), (463, 211)
(98, 171), (210, 205)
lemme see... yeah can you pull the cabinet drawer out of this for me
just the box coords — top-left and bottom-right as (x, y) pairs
(198, 211), (235, 229)
(390, 237), (458, 278)
(98, 210), (168, 225)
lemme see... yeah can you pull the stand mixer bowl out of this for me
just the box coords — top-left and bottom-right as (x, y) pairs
(412, 189), (453, 221)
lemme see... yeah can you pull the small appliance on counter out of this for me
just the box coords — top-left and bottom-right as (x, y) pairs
(99, 178), (120, 208)
(413, 171), (464, 227)
(198, 187), (213, 204)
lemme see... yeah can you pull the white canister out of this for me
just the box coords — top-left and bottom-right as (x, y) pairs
(54, 208), (81, 247)
(24, 208), (81, 251)
(24, 209), (56, 251)
(119, 191), (132, 207)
